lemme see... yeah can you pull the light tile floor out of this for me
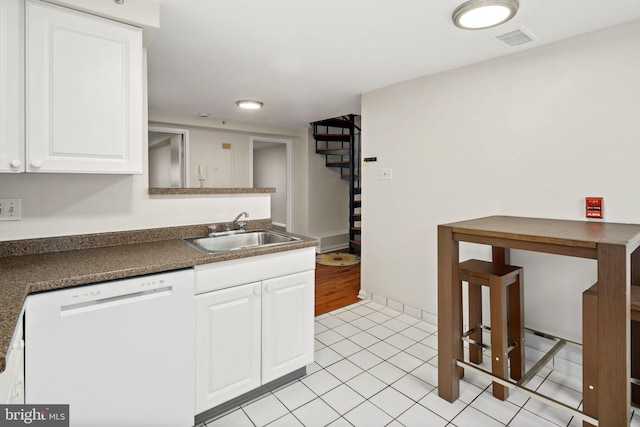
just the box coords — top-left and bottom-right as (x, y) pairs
(201, 299), (640, 427)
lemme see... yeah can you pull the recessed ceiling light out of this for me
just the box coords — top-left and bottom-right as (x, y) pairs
(453, 0), (519, 30)
(236, 100), (264, 110)
(197, 112), (210, 118)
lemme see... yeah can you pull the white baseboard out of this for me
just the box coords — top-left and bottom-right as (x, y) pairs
(311, 231), (349, 253)
(317, 243), (350, 254)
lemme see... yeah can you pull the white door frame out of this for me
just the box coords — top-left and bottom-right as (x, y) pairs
(148, 125), (190, 187)
(249, 137), (293, 232)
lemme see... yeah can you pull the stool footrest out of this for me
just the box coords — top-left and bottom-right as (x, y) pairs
(462, 323), (490, 336)
(456, 359), (598, 426)
(462, 328), (476, 338)
(462, 335), (490, 351)
(517, 338), (566, 388)
(462, 334), (519, 353)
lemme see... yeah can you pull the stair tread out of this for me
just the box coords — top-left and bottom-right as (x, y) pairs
(350, 240), (362, 246)
(314, 117), (354, 128)
(327, 161), (350, 167)
(317, 147), (349, 153)
(314, 133), (352, 142)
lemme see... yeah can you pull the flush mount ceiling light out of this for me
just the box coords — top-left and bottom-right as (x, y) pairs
(236, 100), (264, 110)
(453, 0), (519, 30)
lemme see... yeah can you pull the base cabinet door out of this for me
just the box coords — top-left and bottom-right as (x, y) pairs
(0, 313), (24, 404)
(262, 270), (315, 384)
(195, 282), (261, 414)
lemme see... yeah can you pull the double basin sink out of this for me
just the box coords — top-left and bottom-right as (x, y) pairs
(183, 229), (300, 253)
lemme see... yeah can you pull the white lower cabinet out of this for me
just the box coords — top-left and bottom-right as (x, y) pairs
(262, 272), (315, 384)
(195, 282), (262, 413)
(0, 312), (24, 404)
(194, 249), (315, 416)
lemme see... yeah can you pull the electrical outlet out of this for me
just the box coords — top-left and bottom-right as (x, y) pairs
(0, 198), (21, 220)
(378, 168), (393, 180)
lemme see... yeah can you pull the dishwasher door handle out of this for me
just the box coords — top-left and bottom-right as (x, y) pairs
(60, 286), (173, 316)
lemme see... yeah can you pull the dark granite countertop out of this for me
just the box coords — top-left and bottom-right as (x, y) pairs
(148, 187), (275, 195)
(0, 223), (317, 373)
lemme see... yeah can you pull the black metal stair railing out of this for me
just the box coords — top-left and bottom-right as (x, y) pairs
(311, 114), (361, 253)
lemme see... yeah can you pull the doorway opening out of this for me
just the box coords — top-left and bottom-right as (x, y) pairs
(148, 126), (189, 188)
(250, 137), (292, 231)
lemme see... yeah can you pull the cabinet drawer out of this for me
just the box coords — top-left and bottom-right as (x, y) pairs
(194, 247), (315, 294)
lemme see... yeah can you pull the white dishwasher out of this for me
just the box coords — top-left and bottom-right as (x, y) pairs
(25, 269), (195, 427)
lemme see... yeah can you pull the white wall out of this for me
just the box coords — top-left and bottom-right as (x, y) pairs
(185, 127), (252, 188)
(307, 128), (350, 238)
(361, 20), (640, 342)
(0, 150), (273, 241)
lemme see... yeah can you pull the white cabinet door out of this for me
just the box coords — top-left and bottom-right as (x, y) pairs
(26, 0), (142, 174)
(195, 282), (262, 413)
(262, 270), (315, 384)
(0, 312), (24, 404)
(0, 0), (23, 173)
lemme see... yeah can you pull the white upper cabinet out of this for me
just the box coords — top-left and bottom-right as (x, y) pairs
(0, 0), (24, 173)
(25, 0), (143, 174)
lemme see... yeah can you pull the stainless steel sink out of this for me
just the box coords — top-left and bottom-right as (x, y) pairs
(182, 230), (300, 253)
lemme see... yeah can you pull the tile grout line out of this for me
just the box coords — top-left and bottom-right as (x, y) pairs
(205, 299), (607, 427)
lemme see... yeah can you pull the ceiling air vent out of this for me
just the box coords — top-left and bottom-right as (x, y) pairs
(494, 28), (535, 47)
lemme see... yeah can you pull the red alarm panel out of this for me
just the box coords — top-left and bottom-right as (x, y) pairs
(586, 197), (603, 218)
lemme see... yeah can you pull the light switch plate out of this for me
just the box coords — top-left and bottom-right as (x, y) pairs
(378, 168), (393, 180)
(0, 198), (21, 220)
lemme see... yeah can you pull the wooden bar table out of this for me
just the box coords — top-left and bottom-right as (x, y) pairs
(437, 216), (640, 427)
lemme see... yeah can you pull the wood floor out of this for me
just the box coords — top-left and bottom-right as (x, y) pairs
(314, 251), (361, 316)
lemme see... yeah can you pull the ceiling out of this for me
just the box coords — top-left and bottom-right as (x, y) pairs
(147, 0), (640, 128)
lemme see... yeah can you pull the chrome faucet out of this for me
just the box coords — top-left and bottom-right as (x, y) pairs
(226, 212), (249, 231)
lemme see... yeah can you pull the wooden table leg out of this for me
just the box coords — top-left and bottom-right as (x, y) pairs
(468, 283), (483, 364)
(631, 248), (640, 406)
(597, 243), (630, 426)
(490, 275), (509, 400)
(633, 320), (640, 406)
(438, 225), (461, 402)
(582, 284), (598, 427)
(508, 270), (524, 382)
(492, 246), (509, 265)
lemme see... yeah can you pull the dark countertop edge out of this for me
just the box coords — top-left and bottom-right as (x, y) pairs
(0, 219), (272, 257)
(148, 187), (276, 195)
(0, 229), (318, 373)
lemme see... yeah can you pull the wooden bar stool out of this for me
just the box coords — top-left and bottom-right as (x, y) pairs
(582, 283), (640, 427)
(459, 259), (525, 400)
